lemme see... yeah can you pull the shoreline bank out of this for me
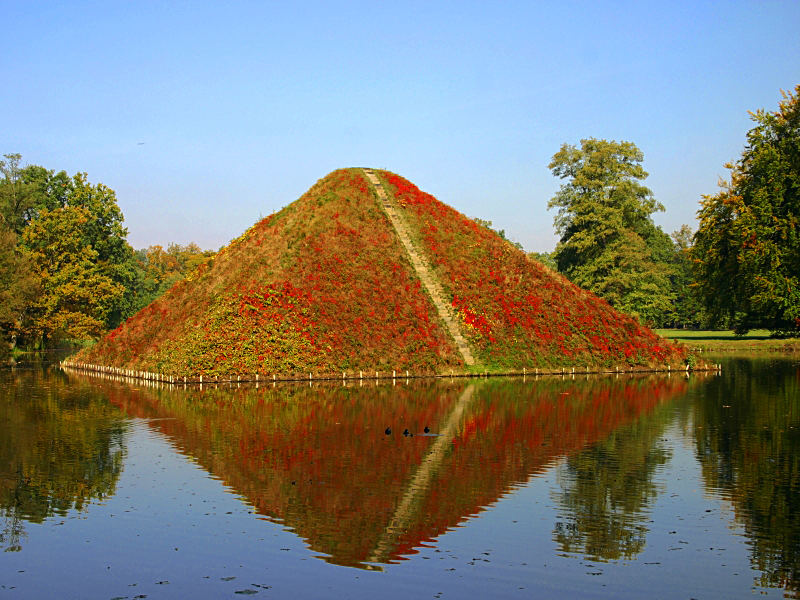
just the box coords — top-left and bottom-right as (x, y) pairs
(657, 329), (800, 353)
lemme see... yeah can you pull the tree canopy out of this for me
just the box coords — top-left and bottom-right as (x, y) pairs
(0, 154), (37, 235)
(693, 86), (800, 335)
(667, 225), (708, 329)
(22, 206), (124, 342)
(0, 225), (39, 349)
(548, 139), (674, 325)
(0, 154), (214, 351)
(129, 243), (215, 314)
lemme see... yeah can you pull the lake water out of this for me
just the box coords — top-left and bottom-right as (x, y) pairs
(1, 356), (798, 599)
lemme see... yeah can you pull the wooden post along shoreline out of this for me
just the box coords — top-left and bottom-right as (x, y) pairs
(58, 359), (721, 386)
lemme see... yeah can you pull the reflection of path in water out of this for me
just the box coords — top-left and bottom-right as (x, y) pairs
(368, 385), (475, 564)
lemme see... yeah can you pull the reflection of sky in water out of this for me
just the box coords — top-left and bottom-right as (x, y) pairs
(1, 362), (798, 599)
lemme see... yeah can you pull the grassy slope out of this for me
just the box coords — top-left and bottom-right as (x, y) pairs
(76, 168), (687, 375)
(376, 170), (686, 369)
(78, 169), (462, 375)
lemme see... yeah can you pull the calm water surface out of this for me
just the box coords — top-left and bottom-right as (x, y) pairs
(1, 356), (798, 599)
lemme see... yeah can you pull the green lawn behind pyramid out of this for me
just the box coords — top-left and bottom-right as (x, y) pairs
(74, 168), (686, 375)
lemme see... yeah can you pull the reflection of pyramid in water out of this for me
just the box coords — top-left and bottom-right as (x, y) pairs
(75, 168), (685, 376)
(93, 375), (693, 568)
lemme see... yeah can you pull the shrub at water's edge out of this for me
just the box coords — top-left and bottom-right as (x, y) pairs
(74, 168), (685, 376)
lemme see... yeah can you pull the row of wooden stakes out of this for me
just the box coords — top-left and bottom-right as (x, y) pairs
(59, 360), (720, 385)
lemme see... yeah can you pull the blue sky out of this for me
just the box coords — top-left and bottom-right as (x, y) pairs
(4, 1), (799, 251)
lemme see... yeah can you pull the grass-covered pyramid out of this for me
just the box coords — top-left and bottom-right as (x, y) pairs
(75, 168), (685, 376)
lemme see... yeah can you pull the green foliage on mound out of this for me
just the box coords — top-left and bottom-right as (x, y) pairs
(76, 168), (685, 375)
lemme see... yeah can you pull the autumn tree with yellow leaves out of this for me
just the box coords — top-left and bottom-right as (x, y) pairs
(22, 206), (124, 343)
(0, 154), (214, 351)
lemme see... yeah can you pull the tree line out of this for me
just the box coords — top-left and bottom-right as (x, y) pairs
(0, 156), (213, 354)
(1, 86), (796, 352)
(543, 85), (798, 335)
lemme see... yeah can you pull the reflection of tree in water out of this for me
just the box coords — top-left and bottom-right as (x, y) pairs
(694, 358), (800, 596)
(552, 390), (673, 561)
(0, 369), (126, 551)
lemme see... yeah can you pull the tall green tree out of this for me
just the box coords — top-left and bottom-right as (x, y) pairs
(0, 225), (39, 352)
(0, 154), (161, 346)
(0, 154), (37, 235)
(19, 164), (72, 215)
(548, 138), (674, 325)
(67, 172), (138, 327)
(693, 86), (800, 335)
(22, 206), (124, 344)
(12, 161), (139, 329)
(666, 225), (708, 328)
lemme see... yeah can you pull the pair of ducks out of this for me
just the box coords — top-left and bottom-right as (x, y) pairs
(385, 426), (430, 436)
